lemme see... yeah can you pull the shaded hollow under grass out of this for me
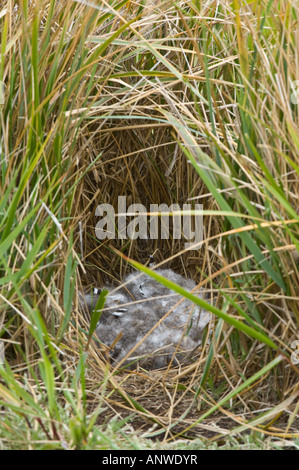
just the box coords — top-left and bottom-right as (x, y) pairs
(0, 0), (299, 449)
(75, 117), (220, 287)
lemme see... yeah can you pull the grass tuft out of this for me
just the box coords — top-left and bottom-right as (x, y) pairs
(0, 0), (298, 449)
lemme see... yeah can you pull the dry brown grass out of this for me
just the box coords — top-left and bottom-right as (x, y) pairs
(0, 0), (299, 448)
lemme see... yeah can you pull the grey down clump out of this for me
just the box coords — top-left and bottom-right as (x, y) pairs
(79, 269), (210, 369)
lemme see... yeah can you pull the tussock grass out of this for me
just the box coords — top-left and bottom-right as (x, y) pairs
(0, 0), (299, 449)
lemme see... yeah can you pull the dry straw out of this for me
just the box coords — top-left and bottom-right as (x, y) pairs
(0, 0), (298, 448)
